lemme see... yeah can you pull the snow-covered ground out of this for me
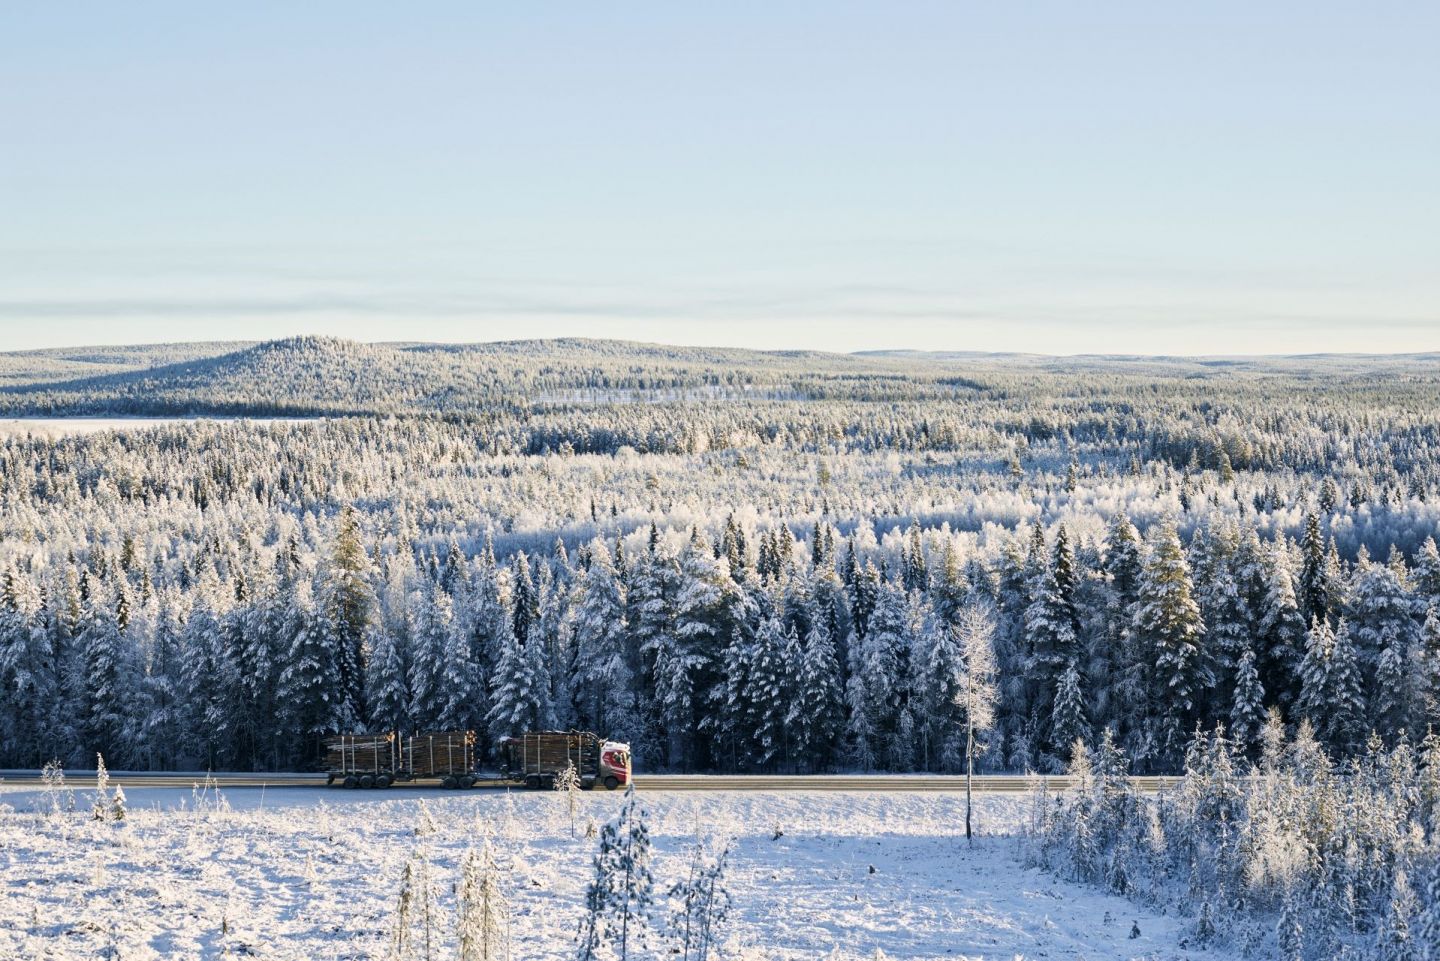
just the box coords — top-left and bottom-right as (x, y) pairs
(0, 416), (317, 436)
(0, 785), (1233, 961)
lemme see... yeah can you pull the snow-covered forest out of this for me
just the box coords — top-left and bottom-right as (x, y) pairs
(2, 337), (1440, 776)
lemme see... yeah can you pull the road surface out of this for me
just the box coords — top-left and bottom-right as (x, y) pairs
(0, 770), (1181, 792)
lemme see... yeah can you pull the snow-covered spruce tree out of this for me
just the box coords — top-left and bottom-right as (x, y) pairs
(915, 612), (966, 772)
(1229, 646), (1267, 758)
(1131, 519), (1210, 771)
(744, 614), (791, 769)
(1257, 539), (1307, 706)
(1322, 618), (1368, 756)
(79, 590), (129, 767)
(180, 565), (241, 769)
(1049, 661), (1089, 769)
(486, 616), (552, 740)
(1097, 514), (1146, 765)
(571, 548), (636, 742)
(320, 505), (376, 724)
(787, 605), (843, 772)
(408, 582), (456, 731)
(458, 843), (509, 961)
(1418, 608), (1440, 731)
(438, 586), (487, 736)
(368, 620), (411, 735)
(1024, 525), (1081, 763)
(1299, 512), (1328, 628)
(846, 580), (914, 770)
(669, 533), (738, 770)
(0, 568), (60, 767)
(277, 577), (352, 763)
(577, 785), (656, 961)
(1348, 552), (1417, 737)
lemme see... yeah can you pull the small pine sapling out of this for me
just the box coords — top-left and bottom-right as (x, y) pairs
(577, 785), (656, 961)
(92, 753), (113, 821)
(110, 786), (127, 822)
(555, 761), (582, 838)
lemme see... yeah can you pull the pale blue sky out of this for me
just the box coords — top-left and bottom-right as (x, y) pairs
(2, 2), (1436, 354)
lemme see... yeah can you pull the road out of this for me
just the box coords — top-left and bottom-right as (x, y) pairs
(0, 770), (1182, 792)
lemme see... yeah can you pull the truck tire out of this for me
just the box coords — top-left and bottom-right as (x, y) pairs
(525, 774), (541, 790)
(460, 775), (476, 789)
(343, 776), (359, 789)
(359, 775), (375, 789)
(581, 778), (595, 791)
(376, 775), (392, 789)
(442, 776), (458, 790)
(603, 776), (620, 791)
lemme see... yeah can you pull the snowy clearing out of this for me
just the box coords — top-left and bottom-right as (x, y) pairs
(0, 416), (317, 436)
(0, 788), (1231, 960)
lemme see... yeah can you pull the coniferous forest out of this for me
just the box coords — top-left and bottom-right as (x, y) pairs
(2, 336), (1440, 776)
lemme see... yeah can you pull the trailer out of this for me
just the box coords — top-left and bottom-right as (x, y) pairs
(404, 731), (478, 789)
(497, 730), (631, 790)
(325, 730), (477, 789)
(324, 732), (402, 789)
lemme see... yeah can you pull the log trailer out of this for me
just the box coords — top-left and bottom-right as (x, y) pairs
(324, 731), (477, 789)
(325, 729), (630, 790)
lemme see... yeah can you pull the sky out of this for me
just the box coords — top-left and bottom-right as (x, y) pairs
(2, 2), (1437, 356)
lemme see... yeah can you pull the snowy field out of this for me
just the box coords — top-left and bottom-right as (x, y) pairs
(0, 785), (1233, 961)
(0, 417), (317, 436)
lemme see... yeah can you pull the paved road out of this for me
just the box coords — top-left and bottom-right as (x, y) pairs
(0, 770), (1181, 793)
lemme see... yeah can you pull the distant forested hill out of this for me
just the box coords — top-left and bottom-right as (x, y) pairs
(2, 334), (1439, 416)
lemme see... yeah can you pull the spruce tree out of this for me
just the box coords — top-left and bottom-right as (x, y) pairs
(1132, 520), (1210, 770)
(1229, 646), (1267, 758)
(788, 611), (842, 772)
(1050, 661), (1089, 769)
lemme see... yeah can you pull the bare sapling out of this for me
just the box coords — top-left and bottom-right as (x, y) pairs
(457, 842), (510, 961)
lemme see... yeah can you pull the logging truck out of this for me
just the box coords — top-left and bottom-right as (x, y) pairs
(324, 729), (630, 790)
(497, 730), (632, 791)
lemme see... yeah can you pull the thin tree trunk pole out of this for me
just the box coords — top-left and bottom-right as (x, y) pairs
(965, 672), (974, 843)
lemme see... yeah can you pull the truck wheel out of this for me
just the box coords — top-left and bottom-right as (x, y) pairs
(541, 775), (556, 790)
(442, 776), (458, 790)
(603, 776), (620, 791)
(343, 776), (359, 789)
(525, 775), (541, 790)
(360, 775), (376, 789)
(460, 775), (476, 789)
(376, 775), (392, 789)
(581, 778), (596, 791)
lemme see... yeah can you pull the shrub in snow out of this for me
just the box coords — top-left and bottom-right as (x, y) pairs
(415, 799), (438, 837)
(669, 839), (732, 961)
(40, 760), (69, 819)
(458, 843), (509, 961)
(389, 850), (440, 961)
